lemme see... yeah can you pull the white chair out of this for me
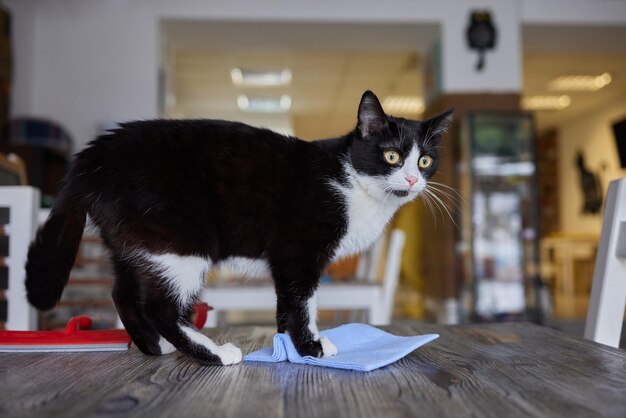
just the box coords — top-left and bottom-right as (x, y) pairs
(0, 186), (40, 330)
(584, 178), (626, 348)
(201, 229), (406, 327)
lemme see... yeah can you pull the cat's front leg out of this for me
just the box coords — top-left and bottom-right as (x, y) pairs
(274, 274), (337, 358)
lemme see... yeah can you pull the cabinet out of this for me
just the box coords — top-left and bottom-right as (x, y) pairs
(460, 112), (540, 321)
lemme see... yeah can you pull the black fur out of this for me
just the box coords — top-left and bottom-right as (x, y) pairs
(24, 91), (452, 364)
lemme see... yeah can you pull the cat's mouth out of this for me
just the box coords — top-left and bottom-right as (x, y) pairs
(391, 187), (423, 198)
(392, 190), (409, 197)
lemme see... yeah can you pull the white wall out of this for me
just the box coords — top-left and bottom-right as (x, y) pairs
(522, 0), (626, 25)
(7, 1), (158, 150)
(5, 0), (36, 115)
(441, 0), (522, 93)
(558, 97), (626, 234)
(5, 0), (626, 150)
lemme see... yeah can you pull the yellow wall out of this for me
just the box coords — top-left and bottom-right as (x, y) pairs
(393, 200), (426, 318)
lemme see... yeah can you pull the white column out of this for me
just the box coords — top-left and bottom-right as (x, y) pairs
(440, 0), (522, 94)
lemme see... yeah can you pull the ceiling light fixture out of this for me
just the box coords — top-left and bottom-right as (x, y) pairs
(548, 73), (612, 92)
(521, 95), (571, 111)
(237, 95), (291, 113)
(231, 68), (292, 87)
(382, 96), (425, 115)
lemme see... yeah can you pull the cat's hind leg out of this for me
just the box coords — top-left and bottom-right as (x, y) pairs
(142, 253), (243, 365)
(111, 256), (166, 356)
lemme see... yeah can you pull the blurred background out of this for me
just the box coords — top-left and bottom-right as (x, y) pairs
(0, 0), (625, 344)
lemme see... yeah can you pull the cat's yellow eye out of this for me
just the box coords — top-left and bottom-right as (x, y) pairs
(419, 155), (433, 169)
(384, 150), (401, 165)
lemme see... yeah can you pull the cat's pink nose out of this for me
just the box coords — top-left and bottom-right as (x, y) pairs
(405, 175), (418, 187)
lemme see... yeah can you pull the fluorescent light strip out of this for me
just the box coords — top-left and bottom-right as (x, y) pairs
(237, 95), (291, 113)
(521, 95), (571, 111)
(382, 96), (425, 115)
(548, 73), (612, 92)
(231, 68), (292, 87)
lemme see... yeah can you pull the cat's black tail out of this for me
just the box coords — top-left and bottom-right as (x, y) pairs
(25, 164), (89, 310)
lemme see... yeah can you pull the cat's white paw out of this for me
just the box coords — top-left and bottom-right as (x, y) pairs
(158, 336), (177, 355)
(320, 336), (338, 357)
(215, 342), (243, 365)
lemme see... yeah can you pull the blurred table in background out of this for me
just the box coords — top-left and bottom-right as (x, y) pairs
(540, 233), (599, 319)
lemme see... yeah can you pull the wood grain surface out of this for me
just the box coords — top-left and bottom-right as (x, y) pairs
(1, 323), (625, 418)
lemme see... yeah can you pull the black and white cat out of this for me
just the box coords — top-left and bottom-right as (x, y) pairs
(25, 91), (453, 365)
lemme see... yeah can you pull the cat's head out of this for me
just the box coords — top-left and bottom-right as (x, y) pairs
(349, 90), (453, 202)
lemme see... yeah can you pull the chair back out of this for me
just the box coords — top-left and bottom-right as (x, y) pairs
(355, 234), (386, 283)
(0, 186), (40, 330)
(355, 228), (406, 323)
(380, 229), (406, 323)
(584, 178), (626, 347)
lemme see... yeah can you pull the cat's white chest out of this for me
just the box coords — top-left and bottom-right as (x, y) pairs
(332, 182), (400, 261)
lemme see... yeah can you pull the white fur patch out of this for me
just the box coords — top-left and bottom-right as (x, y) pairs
(216, 257), (272, 279)
(332, 180), (397, 260)
(181, 325), (242, 365)
(306, 294), (320, 340)
(330, 173), (399, 260)
(146, 253), (210, 306)
(305, 294), (336, 357)
(320, 336), (338, 357)
(158, 336), (177, 355)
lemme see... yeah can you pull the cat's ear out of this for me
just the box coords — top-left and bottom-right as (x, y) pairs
(422, 107), (455, 143)
(357, 91), (388, 138)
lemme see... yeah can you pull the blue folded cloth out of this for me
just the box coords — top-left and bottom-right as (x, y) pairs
(244, 323), (439, 372)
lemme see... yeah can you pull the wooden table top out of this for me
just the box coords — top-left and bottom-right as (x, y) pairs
(1, 322), (625, 418)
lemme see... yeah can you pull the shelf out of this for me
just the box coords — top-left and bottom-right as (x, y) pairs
(79, 236), (103, 244)
(68, 278), (114, 286)
(58, 300), (113, 308)
(74, 257), (111, 266)
(39, 222), (116, 330)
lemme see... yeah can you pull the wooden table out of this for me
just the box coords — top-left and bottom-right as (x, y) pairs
(1, 323), (625, 418)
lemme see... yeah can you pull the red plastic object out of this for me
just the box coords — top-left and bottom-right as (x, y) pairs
(193, 302), (209, 329)
(0, 316), (131, 352)
(0, 303), (212, 353)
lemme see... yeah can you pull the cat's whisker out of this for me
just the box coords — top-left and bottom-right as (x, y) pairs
(427, 182), (465, 208)
(424, 187), (449, 218)
(428, 181), (463, 197)
(426, 186), (463, 215)
(419, 191), (438, 228)
(422, 121), (434, 150)
(425, 125), (445, 148)
(424, 189), (448, 221)
(423, 189), (445, 225)
(424, 188), (459, 229)
(424, 123), (441, 150)
(427, 185), (464, 211)
(382, 183), (402, 199)
(373, 184), (394, 200)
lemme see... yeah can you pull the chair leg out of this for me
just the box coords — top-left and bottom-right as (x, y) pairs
(205, 309), (218, 328)
(368, 305), (388, 326)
